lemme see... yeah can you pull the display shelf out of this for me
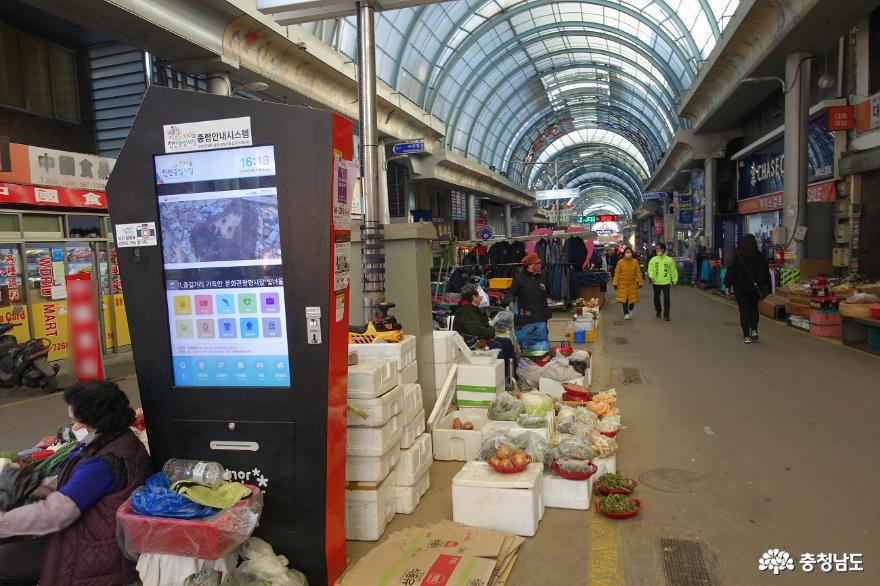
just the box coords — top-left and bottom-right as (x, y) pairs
(841, 316), (880, 356)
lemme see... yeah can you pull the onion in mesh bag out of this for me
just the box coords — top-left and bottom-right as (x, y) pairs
(511, 432), (552, 467)
(478, 431), (516, 461)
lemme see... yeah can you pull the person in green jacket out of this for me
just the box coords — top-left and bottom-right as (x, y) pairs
(647, 243), (678, 321)
(453, 284), (516, 375)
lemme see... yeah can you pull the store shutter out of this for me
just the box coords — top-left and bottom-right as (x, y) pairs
(88, 43), (147, 158)
(858, 170), (880, 279)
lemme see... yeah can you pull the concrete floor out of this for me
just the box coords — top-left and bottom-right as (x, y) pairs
(2, 287), (879, 584)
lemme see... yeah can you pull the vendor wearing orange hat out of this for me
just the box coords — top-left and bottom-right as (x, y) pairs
(508, 252), (551, 327)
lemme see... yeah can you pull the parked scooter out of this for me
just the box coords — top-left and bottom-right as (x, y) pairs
(0, 323), (60, 393)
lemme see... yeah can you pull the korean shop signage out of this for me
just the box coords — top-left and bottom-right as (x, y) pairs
(0, 143), (115, 192)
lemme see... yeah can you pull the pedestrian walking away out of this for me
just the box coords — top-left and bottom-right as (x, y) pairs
(612, 246), (643, 320)
(723, 233), (771, 344)
(648, 243), (678, 320)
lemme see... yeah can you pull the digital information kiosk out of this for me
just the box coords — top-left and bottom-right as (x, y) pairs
(107, 86), (353, 584)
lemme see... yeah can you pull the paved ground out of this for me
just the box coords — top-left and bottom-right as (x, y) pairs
(2, 287), (878, 584)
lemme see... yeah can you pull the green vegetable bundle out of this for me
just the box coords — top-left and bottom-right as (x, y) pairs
(599, 494), (638, 513)
(0, 450), (19, 461)
(594, 472), (635, 491)
(34, 442), (77, 476)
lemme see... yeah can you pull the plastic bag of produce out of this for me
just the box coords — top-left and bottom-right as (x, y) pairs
(521, 392), (554, 417)
(556, 458), (595, 474)
(516, 359), (543, 389)
(593, 388), (617, 399)
(557, 406), (578, 420)
(554, 436), (595, 460)
(488, 393), (523, 421)
(512, 432), (552, 467)
(569, 421), (597, 440)
(478, 431), (516, 461)
(589, 432), (619, 458)
(598, 414), (622, 433)
(575, 407), (599, 425)
(541, 356), (581, 382)
(516, 414), (546, 429)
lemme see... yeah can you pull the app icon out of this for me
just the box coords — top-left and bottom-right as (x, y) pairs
(218, 318), (236, 338)
(197, 361), (207, 371)
(262, 318), (282, 338)
(216, 360), (226, 370)
(216, 294), (235, 314)
(255, 361), (265, 370)
(238, 293), (257, 313)
(260, 293), (280, 313)
(173, 296), (192, 315)
(240, 318), (259, 338)
(236, 360), (246, 370)
(194, 295), (213, 315)
(275, 360), (285, 370)
(197, 319), (215, 338)
(175, 320), (194, 339)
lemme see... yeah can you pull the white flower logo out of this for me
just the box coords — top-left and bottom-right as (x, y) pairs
(758, 549), (795, 574)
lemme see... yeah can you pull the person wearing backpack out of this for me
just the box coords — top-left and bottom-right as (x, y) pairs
(647, 243), (678, 321)
(724, 234), (771, 344)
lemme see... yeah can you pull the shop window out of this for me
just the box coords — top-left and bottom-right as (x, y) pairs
(65, 244), (94, 276)
(0, 246), (25, 309)
(0, 25), (80, 123)
(871, 8), (880, 95)
(0, 213), (20, 235)
(22, 214), (62, 237)
(67, 215), (103, 238)
(25, 246), (64, 304)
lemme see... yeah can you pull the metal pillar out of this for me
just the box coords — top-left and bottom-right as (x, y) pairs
(206, 72), (230, 96)
(704, 158), (717, 248)
(783, 53), (811, 260)
(357, 1), (384, 324)
(467, 193), (477, 239)
(504, 204), (512, 237)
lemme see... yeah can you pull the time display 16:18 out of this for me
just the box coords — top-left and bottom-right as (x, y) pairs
(241, 155), (272, 168)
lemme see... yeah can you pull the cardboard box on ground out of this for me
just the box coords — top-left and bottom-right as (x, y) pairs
(338, 520), (525, 586)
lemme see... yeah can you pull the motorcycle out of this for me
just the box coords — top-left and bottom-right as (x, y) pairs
(0, 323), (60, 393)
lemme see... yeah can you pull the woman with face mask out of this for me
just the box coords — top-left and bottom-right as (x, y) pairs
(612, 246), (644, 320)
(0, 380), (151, 586)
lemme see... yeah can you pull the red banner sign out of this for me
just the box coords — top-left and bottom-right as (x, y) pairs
(806, 180), (837, 203)
(0, 181), (107, 209)
(737, 192), (784, 214)
(65, 274), (104, 381)
(827, 106), (855, 131)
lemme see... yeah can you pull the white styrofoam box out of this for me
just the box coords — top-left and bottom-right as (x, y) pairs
(573, 319), (594, 333)
(345, 469), (396, 541)
(432, 409), (488, 461)
(348, 359), (399, 399)
(395, 467), (430, 515)
(347, 383), (404, 427)
(593, 454), (617, 478)
(346, 442), (401, 482)
(432, 331), (461, 363)
(347, 413), (403, 457)
(543, 473), (591, 510)
(400, 361), (418, 384)
(350, 335), (417, 372)
(400, 409), (426, 450)
(539, 376), (587, 399)
(452, 462), (544, 537)
(400, 383), (423, 422)
(457, 361), (505, 387)
(396, 433), (433, 486)
(433, 361), (456, 391)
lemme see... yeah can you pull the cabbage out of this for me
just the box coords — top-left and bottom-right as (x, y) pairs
(521, 392), (554, 417)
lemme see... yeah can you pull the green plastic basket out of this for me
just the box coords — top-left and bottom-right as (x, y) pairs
(869, 327), (880, 352)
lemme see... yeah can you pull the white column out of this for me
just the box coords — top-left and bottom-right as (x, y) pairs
(704, 158), (717, 248)
(504, 204), (512, 237)
(467, 194), (477, 239)
(783, 53), (811, 260)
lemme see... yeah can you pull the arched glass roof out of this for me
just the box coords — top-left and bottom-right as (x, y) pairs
(300, 0), (740, 218)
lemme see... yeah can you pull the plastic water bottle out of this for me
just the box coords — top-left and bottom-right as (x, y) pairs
(162, 459), (229, 488)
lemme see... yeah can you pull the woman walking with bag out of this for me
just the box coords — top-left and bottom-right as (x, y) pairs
(612, 246), (644, 320)
(724, 234), (771, 343)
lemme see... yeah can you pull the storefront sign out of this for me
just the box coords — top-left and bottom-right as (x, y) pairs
(806, 180), (838, 203)
(163, 117), (253, 153)
(66, 275), (104, 381)
(678, 195), (694, 225)
(32, 301), (69, 361)
(855, 93), (880, 134)
(642, 191), (668, 200)
(4, 254), (19, 302)
(738, 116), (834, 200)
(828, 106), (855, 131)
(737, 192), (784, 214)
(332, 159), (356, 231)
(0, 181), (107, 209)
(27, 147), (114, 191)
(536, 188), (578, 201)
(654, 216), (663, 236)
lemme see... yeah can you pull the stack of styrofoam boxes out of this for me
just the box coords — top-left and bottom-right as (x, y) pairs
(452, 461), (545, 537)
(455, 360), (505, 408)
(394, 384), (432, 514)
(431, 331), (461, 398)
(345, 358), (400, 541)
(480, 410), (555, 443)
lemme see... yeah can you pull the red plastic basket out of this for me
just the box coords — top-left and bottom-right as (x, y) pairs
(871, 307), (880, 319)
(116, 484), (262, 560)
(487, 458), (531, 474)
(551, 460), (598, 481)
(596, 497), (642, 519)
(600, 429), (620, 438)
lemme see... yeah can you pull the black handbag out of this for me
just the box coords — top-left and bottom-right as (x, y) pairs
(737, 254), (770, 299)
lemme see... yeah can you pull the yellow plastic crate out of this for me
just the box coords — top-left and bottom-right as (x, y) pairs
(488, 278), (513, 290)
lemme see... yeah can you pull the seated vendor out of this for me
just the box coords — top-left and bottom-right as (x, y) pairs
(453, 284), (516, 374)
(0, 380), (151, 586)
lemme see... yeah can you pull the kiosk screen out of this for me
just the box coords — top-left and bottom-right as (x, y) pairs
(154, 145), (291, 387)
